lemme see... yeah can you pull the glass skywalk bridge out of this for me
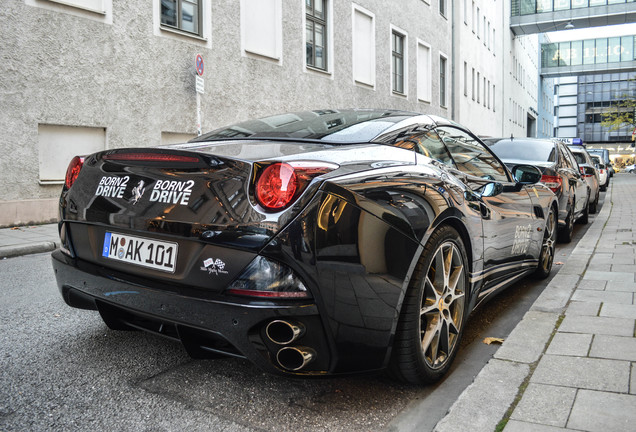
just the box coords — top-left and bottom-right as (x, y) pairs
(511, 0), (636, 35)
(541, 35), (636, 76)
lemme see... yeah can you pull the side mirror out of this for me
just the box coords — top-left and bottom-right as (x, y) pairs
(510, 164), (542, 185)
(481, 182), (504, 197)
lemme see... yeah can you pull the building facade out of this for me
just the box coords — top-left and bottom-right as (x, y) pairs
(554, 71), (636, 157)
(1, 0), (542, 226)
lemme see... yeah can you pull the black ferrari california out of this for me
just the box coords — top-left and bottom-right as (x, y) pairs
(52, 109), (558, 384)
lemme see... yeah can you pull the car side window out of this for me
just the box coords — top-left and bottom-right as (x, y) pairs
(563, 146), (580, 170)
(435, 126), (508, 182)
(558, 145), (574, 170)
(390, 126), (456, 168)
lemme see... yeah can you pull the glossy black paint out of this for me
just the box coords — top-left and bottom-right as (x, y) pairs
(53, 110), (558, 377)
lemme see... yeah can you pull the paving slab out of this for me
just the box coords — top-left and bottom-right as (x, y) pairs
(564, 301), (600, 316)
(558, 315), (635, 337)
(583, 270), (634, 283)
(545, 333), (592, 357)
(567, 390), (636, 432)
(509, 383), (576, 428)
(504, 420), (569, 431)
(571, 289), (634, 304)
(600, 303), (636, 318)
(589, 334), (636, 361)
(605, 281), (636, 292)
(576, 279), (606, 291)
(632, 364), (636, 396)
(493, 311), (559, 364)
(433, 359), (529, 432)
(531, 355), (630, 392)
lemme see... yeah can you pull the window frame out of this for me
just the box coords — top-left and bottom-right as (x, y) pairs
(305, 0), (329, 72)
(390, 26), (408, 96)
(160, 0), (203, 37)
(439, 53), (448, 108)
(417, 39), (432, 103)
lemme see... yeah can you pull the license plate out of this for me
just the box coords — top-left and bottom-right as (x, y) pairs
(102, 232), (178, 273)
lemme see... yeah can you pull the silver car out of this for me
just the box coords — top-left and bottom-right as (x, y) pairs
(590, 154), (609, 191)
(568, 145), (600, 214)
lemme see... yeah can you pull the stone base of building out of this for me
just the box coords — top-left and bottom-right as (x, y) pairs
(0, 199), (59, 228)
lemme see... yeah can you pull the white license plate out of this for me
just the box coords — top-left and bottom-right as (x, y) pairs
(102, 232), (178, 273)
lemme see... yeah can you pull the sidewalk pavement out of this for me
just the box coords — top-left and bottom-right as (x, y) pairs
(1, 178), (635, 432)
(436, 174), (636, 432)
(0, 223), (59, 259)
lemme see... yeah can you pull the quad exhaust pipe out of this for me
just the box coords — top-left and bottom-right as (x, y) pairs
(276, 346), (316, 371)
(266, 320), (305, 345)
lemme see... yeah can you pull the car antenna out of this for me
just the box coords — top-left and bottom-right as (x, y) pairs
(510, 134), (514, 141)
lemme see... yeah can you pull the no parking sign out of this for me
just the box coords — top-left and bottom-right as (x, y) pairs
(195, 54), (204, 76)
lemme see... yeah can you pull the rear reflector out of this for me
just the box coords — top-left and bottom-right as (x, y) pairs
(64, 156), (84, 189)
(226, 256), (310, 299)
(540, 174), (562, 193)
(103, 153), (200, 163)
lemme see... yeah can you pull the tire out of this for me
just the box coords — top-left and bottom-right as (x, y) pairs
(558, 207), (574, 243)
(589, 190), (598, 214)
(577, 196), (589, 225)
(389, 225), (469, 385)
(534, 205), (557, 279)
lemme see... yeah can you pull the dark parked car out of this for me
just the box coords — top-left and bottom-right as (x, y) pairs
(567, 145), (600, 214)
(52, 109), (558, 385)
(485, 137), (589, 243)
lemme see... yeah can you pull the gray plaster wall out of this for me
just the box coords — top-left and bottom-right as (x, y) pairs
(0, 0), (451, 224)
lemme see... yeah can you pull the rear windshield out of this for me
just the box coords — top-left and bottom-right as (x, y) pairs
(570, 151), (586, 165)
(191, 110), (417, 144)
(484, 139), (556, 162)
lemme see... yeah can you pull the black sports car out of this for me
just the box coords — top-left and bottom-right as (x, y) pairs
(52, 109), (558, 384)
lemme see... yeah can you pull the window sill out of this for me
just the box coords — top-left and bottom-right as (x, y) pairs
(392, 91), (407, 98)
(160, 25), (207, 42)
(39, 180), (64, 186)
(306, 65), (331, 76)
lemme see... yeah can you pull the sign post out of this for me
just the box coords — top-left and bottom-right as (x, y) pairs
(195, 54), (205, 136)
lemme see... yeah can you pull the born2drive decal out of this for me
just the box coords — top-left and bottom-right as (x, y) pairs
(95, 176), (194, 206)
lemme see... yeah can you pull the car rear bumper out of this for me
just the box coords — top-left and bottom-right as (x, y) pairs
(51, 249), (336, 376)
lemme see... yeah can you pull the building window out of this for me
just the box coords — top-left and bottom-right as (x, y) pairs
(353, 5), (375, 87)
(464, 62), (468, 97)
(241, 0), (282, 60)
(392, 30), (406, 94)
(306, 0), (327, 70)
(477, 71), (480, 103)
(417, 40), (431, 102)
(472, 67), (475, 100)
(440, 54), (447, 107)
(493, 84), (496, 112)
(464, 0), (468, 24)
(439, 0), (446, 17)
(161, 0), (201, 35)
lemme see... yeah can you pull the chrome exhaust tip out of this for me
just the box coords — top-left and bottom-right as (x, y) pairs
(266, 320), (305, 345)
(276, 346), (316, 371)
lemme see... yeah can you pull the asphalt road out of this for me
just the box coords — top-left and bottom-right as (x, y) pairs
(0, 192), (604, 432)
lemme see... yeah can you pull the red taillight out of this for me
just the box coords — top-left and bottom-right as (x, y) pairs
(256, 163), (299, 210)
(541, 174), (562, 193)
(600, 169), (605, 175)
(255, 161), (338, 211)
(103, 152), (200, 163)
(64, 156), (84, 189)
